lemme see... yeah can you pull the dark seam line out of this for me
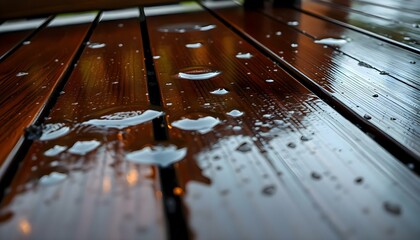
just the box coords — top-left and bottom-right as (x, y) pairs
(139, 7), (189, 240)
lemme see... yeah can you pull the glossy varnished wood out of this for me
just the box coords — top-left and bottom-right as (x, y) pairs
(0, 0), (178, 20)
(0, 13), (95, 172)
(0, 11), (166, 239)
(298, 0), (420, 51)
(207, 4), (420, 159)
(146, 7), (420, 239)
(353, 0), (420, 13)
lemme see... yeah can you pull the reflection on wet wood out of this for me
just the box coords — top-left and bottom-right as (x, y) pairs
(298, 0), (420, 51)
(0, 0), (179, 20)
(0, 14), (95, 172)
(146, 8), (420, 239)
(328, 0), (420, 13)
(207, 5), (420, 160)
(0, 12), (167, 239)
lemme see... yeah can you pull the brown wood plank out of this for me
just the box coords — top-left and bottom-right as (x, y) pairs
(316, 0), (420, 25)
(298, 0), (420, 51)
(0, 0), (179, 20)
(258, 7), (419, 89)
(206, 4), (420, 160)
(0, 13), (97, 174)
(0, 9), (166, 239)
(0, 18), (47, 59)
(146, 6), (420, 239)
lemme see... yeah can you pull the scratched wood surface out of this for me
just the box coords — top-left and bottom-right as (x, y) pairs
(0, 0), (179, 20)
(146, 7), (420, 239)
(205, 4), (420, 160)
(297, 0), (420, 51)
(0, 9), (166, 239)
(0, 13), (95, 174)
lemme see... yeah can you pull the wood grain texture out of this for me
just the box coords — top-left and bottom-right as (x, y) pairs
(0, 14), (95, 172)
(206, 5), (420, 160)
(146, 8), (420, 239)
(0, 14), (167, 239)
(298, 0), (420, 51)
(0, 0), (179, 20)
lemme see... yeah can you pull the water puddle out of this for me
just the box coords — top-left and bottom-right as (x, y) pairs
(177, 66), (221, 80)
(44, 145), (67, 157)
(87, 42), (106, 49)
(185, 42), (203, 48)
(226, 109), (244, 117)
(81, 110), (164, 129)
(68, 140), (101, 155)
(210, 88), (229, 95)
(171, 116), (221, 134)
(314, 38), (347, 46)
(236, 52), (253, 59)
(126, 145), (187, 167)
(40, 123), (70, 141)
(39, 172), (67, 186)
(159, 23), (216, 33)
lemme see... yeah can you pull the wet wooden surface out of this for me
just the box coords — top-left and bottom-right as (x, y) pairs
(298, 0), (420, 51)
(0, 11), (166, 239)
(0, 0), (179, 20)
(0, 13), (95, 173)
(351, 0), (420, 13)
(146, 8), (420, 239)
(0, 1), (418, 239)
(206, 4), (420, 159)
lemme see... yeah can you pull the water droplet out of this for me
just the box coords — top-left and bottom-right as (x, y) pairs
(126, 145), (187, 167)
(403, 36), (411, 41)
(383, 201), (402, 216)
(236, 142), (252, 152)
(407, 163), (415, 169)
(40, 123), (70, 141)
(185, 42), (203, 48)
(118, 43), (123, 47)
(287, 142), (296, 148)
(118, 23), (124, 27)
(82, 110), (164, 129)
(291, 43), (298, 48)
(88, 43), (106, 49)
(263, 114), (273, 118)
(210, 88), (229, 95)
(409, 61), (416, 64)
(153, 56), (160, 59)
(358, 61), (372, 68)
(300, 135), (312, 141)
(354, 177), (363, 184)
(314, 38), (347, 46)
(236, 52), (253, 59)
(226, 109), (244, 117)
(390, 117), (396, 121)
(16, 72), (29, 77)
(262, 185), (276, 196)
(379, 71), (388, 75)
(22, 41), (31, 45)
(275, 31), (282, 36)
(265, 79), (274, 83)
(39, 172), (67, 185)
(232, 126), (242, 131)
(44, 145), (67, 157)
(171, 116), (221, 134)
(372, 94), (379, 97)
(287, 21), (299, 26)
(413, 24), (419, 28)
(311, 171), (322, 180)
(177, 66), (221, 80)
(363, 114), (372, 120)
(68, 140), (101, 155)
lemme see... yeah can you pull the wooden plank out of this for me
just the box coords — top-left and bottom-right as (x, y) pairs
(205, 5), (420, 159)
(297, 0), (420, 51)
(0, 9), (166, 239)
(146, 6), (420, 239)
(0, 13), (96, 173)
(347, 0), (420, 13)
(0, 0), (179, 20)
(316, 0), (420, 25)
(0, 18), (48, 59)
(259, 7), (419, 90)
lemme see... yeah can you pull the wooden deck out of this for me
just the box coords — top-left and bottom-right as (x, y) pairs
(0, 0), (419, 239)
